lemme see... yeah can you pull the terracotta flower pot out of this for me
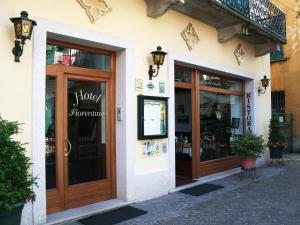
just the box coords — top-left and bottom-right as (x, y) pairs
(241, 157), (256, 169)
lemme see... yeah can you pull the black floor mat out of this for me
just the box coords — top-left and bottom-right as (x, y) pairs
(180, 183), (224, 196)
(79, 206), (147, 225)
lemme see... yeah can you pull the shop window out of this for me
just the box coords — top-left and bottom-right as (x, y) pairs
(272, 91), (285, 113)
(174, 65), (244, 178)
(200, 91), (243, 162)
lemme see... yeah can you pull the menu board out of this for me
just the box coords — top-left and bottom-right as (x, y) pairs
(138, 95), (168, 140)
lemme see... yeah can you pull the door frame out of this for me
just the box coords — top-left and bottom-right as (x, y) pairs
(45, 68), (115, 214)
(167, 53), (258, 191)
(32, 18), (134, 225)
(45, 40), (116, 214)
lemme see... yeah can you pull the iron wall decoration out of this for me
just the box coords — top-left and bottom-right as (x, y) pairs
(219, 0), (286, 41)
(138, 95), (168, 140)
(181, 23), (200, 51)
(234, 44), (246, 65)
(77, 0), (112, 23)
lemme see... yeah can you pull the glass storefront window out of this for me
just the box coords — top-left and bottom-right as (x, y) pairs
(175, 68), (192, 83)
(200, 73), (243, 92)
(200, 91), (243, 162)
(46, 44), (111, 72)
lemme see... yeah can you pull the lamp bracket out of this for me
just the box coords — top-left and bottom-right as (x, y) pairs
(12, 40), (25, 63)
(148, 64), (160, 80)
(258, 87), (266, 95)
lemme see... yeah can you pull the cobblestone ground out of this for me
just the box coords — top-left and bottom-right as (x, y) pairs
(70, 156), (300, 225)
(121, 161), (300, 225)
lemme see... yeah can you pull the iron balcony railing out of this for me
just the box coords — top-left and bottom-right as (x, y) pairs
(218, 0), (286, 42)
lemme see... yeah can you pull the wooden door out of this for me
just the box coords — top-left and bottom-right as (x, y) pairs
(45, 40), (116, 214)
(64, 74), (113, 209)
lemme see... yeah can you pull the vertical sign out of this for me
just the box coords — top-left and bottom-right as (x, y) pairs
(246, 92), (252, 132)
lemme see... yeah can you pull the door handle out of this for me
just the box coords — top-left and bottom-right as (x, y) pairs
(64, 138), (72, 156)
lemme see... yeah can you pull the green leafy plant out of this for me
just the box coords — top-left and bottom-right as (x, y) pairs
(230, 132), (265, 158)
(268, 117), (288, 149)
(0, 117), (37, 210)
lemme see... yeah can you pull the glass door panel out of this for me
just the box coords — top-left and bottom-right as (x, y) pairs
(46, 76), (57, 189)
(67, 79), (107, 185)
(175, 88), (193, 180)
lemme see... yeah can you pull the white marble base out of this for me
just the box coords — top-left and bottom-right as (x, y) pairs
(46, 199), (130, 225)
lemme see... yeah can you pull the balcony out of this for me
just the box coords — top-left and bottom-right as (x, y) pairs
(145, 0), (286, 56)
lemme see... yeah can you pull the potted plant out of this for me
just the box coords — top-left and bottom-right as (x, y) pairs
(0, 117), (37, 225)
(268, 117), (288, 159)
(230, 132), (265, 169)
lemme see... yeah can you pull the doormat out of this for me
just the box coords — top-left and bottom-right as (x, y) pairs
(180, 183), (224, 196)
(79, 206), (147, 225)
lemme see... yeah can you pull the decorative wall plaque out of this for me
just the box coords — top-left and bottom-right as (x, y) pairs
(181, 23), (200, 51)
(234, 44), (246, 65)
(77, 0), (112, 23)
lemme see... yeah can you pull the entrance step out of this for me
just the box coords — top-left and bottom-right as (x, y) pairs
(46, 199), (130, 225)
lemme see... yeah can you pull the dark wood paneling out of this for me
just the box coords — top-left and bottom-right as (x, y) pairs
(199, 157), (241, 177)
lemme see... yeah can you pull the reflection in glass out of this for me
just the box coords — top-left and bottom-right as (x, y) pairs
(68, 80), (106, 185)
(200, 73), (242, 92)
(45, 76), (57, 189)
(46, 44), (111, 71)
(175, 68), (192, 83)
(143, 99), (167, 136)
(200, 91), (243, 162)
(175, 88), (192, 162)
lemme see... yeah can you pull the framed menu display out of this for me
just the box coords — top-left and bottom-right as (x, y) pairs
(138, 95), (168, 140)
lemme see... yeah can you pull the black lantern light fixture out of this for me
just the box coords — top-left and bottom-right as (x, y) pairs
(148, 46), (167, 80)
(258, 75), (270, 95)
(10, 11), (37, 62)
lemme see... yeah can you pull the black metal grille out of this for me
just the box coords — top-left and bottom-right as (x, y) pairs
(219, 0), (286, 41)
(272, 91), (285, 113)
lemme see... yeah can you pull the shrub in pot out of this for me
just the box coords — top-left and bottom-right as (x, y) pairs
(230, 132), (265, 169)
(0, 117), (37, 225)
(268, 117), (288, 159)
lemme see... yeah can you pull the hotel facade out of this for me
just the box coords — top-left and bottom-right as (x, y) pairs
(0, 0), (286, 224)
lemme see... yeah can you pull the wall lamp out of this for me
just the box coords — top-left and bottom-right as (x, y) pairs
(148, 46), (167, 80)
(10, 11), (37, 62)
(258, 75), (270, 95)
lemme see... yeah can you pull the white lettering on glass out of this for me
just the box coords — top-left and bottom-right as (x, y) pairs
(73, 90), (102, 107)
(69, 89), (104, 117)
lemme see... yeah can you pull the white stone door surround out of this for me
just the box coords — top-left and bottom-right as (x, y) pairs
(31, 18), (134, 225)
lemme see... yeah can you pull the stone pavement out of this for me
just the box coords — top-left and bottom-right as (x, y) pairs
(68, 156), (300, 225)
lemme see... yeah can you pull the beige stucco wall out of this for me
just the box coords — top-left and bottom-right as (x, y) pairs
(0, 0), (271, 175)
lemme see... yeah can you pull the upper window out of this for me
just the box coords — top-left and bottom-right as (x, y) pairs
(46, 44), (111, 72)
(272, 91), (285, 113)
(175, 68), (192, 83)
(270, 44), (286, 63)
(199, 73), (243, 92)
